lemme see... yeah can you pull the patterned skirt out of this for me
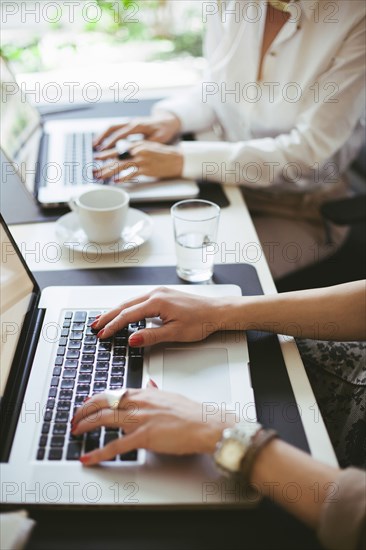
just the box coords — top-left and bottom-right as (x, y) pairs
(296, 340), (366, 468)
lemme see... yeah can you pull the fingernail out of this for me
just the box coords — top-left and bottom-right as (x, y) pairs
(83, 397), (91, 403)
(91, 320), (99, 328)
(97, 329), (105, 339)
(80, 454), (91, 464)
(129, 334), (143, 347)
(148, 378), (158, 388)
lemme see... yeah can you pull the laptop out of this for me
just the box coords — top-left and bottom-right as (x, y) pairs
(0, 215), (257, 507)
(0, 58), (199, 208)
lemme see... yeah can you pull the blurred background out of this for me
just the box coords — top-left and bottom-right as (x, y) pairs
(1, 0), (206, 104)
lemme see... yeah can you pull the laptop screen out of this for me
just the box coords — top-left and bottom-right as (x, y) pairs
(0, 58), (41, 190)
(0, 221), (35, 397)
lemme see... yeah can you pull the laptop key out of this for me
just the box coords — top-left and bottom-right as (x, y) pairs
(48, 448), (63, 460)
(85, 335), (97, 345)
(55, 357), (63, 366)
(57, 400), (71, 411)
(80, 363), (93, 373)
(76, 384), (90, 394)
(50, 436), (65, 448)
(96, 362), (109, 371)
(70, 331), (83, 340)
(98, 342), (111, 351)
(74, 311), (87, 323)
(78, 374), (91, 384)
(93, 382), (107, 392)
(81, 354), (95, 363)
(85, 437), (100, 453)
(44, 410), (53, 422)
(37, 448), (45, 460)
(112, 357), (126, 366)
(127, 356), (143, 388)
(104, 432), (118, 460)
(39, 435), (48, 447)
(63, 369), (77, 379)
(72, 322), (85, 331)
(59, 389), (73, 400)
(83, 345), (96, 354)
(64, 311), (73, 319)
(61, 328), (69, 338)
(46, 399), (55, 409)
(57, 346), (66, 356)
(110, 376), (124, 386)
(129, 347), (143, 357)
(113, 347), (126, 356)
(65, 359), (78, 368)
(56, 411), (69, 422)
(111, 366), (125, 376)
(59, 337), (68, 346)
(53, 423), (67, 435)
(66, 350), (80, 360)
(66, 441), (82, 460)
(42, 422), (50, 434)
(68, 340), (81, 349)
(74, 395), (85, 406)
(120, 450), (138, 461)
(63, 320), (71, 329)
(94, 372), (108, 382)
(61, 379), (75, 390)
(53, 367), (61, 376)
(50, 376), (60, 387)
(114, 337), (128, 346)
(48, 387), (57, 398)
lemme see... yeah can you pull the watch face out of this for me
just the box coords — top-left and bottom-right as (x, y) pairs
(217, 439), (246, 472)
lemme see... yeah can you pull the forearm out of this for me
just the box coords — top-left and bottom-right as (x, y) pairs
(250, 438), (339, 529)
(218, 281), (366, 341)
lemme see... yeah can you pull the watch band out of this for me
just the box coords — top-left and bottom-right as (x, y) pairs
(239, 429), (278, 484)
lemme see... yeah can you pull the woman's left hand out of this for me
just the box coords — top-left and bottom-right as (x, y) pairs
(71, 388), (232, 465)
(93, 141), (184, 182)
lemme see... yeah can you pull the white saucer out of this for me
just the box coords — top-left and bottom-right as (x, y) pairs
(55, 209), (154, 254)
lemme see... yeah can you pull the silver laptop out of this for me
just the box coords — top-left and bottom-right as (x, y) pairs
(0, 58), (199, 208)
(0, 215), (256, 507)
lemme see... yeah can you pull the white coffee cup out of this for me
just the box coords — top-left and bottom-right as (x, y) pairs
(69, 186), (130, 244)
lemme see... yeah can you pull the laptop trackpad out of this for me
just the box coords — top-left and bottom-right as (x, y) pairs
(162, 348), (231, 403)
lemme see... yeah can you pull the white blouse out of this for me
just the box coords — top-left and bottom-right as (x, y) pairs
(155, 0), (365, 191)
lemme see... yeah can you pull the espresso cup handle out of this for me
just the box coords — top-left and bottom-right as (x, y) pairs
(68, 198), (79, 212)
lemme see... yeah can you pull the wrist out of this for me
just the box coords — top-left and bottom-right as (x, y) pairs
(153, 110), (182, 134)
(203, 417), (235, 455)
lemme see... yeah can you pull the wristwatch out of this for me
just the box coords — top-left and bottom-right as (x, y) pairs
(214, 420), (278, 483)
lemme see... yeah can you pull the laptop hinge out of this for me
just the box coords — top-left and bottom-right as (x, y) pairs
(0, 307), (46, 462)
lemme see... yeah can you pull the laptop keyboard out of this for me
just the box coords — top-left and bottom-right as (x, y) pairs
(36, 310), (145, 462)
(64, 132), (96, 185)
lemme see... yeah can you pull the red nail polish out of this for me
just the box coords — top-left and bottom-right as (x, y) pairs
(80, 455), (90, 464)
(129, 334), (143, 346)
(97, 329), (105, 338)
(91, 320), (99, 328)
(83, 397), (91, 403)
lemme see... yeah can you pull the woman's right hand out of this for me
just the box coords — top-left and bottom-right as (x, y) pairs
(91, 287), (232, 347)
(93, 112), (182, 151)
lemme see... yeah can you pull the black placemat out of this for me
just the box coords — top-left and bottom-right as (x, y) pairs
(34, 263), (309, 453)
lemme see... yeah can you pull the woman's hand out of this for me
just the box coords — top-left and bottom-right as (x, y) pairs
(93, 112), (182, 151)
(71, 388), (232, 465)
(91, 287), (228, 346)
(93, 141), (184, 182)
